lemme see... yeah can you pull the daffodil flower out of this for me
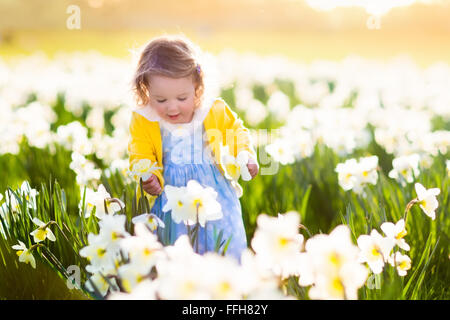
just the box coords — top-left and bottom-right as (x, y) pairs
(19, 181), (39, 210)
(335, 159), (358, 191)
(388, 252), (411, 277)
(219, 146), (253, 198)
(85, 272), (115, 297)
(162, 185), (189, 225)
(128, 159), (162, 182)
(30, 217), (56, 243)
(70, 152), (101, 186)
(95, 185), (125, 219)
(265, 138), (296, 165)
(380, 219), (410, 251)
(297, 225), (368, 300)
(251, 212), (304, 278)
(220, 145), (252, 182)
(117, 263), (148, 293)
(107, 279), (158, 300)
(80, 184), (124, 219)
(97, 214), (131, 251)
(2, 189), (21, 213)
(79, 233), (112, 271)
(357, 229), (394, 274)
(11, 240), (36, 268)
(388, 154), (420, 186)
(335, 156), (378, 194)
(132, 213), (165, 232)
(202, 254), (248, 299)
(414, 183), (440, 220)
(119, 223), (163, 273)
(183, 180), (223, 228)
(163, 180), (223, 227)
(357, 156), (378, 186)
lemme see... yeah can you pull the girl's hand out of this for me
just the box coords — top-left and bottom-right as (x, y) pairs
(142, 174), (162, 196)
(247, 157), (259, 180)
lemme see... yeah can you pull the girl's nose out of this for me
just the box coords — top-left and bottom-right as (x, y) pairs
(167, 103), (179, 113)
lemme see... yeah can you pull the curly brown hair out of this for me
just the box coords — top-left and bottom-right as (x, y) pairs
(131, 34), (204, 108)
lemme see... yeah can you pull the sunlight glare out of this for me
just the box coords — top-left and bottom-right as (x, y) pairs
(305, 0), (440, 15)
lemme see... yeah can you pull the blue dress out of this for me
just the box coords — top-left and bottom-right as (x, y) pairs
(150, 119), (248, 262)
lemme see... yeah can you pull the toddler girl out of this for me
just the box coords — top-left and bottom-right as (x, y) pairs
(128, 34), (258, 262)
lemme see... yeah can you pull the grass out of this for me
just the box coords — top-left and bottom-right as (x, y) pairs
(0, 235), (90, 300)
(0, 76), (449, 299)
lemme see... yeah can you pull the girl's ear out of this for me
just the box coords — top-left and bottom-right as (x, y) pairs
(194, 88), (202, 109)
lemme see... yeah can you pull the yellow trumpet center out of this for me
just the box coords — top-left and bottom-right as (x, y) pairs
(182, 281), (196, 295)
(278, 237), (290, 249)
(371, 246), (381, 259)
(329, 252), (342, 267)
(97, 248), (106, 257)
(218, 281), (232, 295)
(399, 260), (411, 270)
(193, 199), (203, 210)
(396, 229), (407, 240)
(35, 228), (48, 241)
(111, 232), (121, 241)
(143, 248), (154, 256)
(331, 277), (345, 297)
(226, 164), (240, 180)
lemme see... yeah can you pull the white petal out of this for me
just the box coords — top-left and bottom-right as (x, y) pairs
(29, 254), (36, 269)
(236, 150), (250, 165)
(32, 217), (45, 227)
(357, 235), (371, 249)
(380, 222), (395, 237)
(231, 181), (243, 198)
(132, 214), (148, 224)
(396, 219), (405, 231)
(414, 183), (426, 200)
(47, 229), (56, 241)
(428, 188), (440, 196)
(399, 240), (410, 251)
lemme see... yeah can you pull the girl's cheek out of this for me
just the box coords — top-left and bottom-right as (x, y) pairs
(182, 101), (194, 112)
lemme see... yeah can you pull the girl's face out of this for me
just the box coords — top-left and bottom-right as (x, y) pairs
(148, 74), (197, 124)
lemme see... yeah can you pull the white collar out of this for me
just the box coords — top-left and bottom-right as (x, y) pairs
(133, 95), (217, 134)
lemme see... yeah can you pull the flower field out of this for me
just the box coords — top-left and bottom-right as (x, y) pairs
(0, 51), (448, 300)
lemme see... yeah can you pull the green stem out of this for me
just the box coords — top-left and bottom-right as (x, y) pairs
(54, 223), (82, 258)
(298, 223), (312, 238)
(403, 198), (419, 224)
(39, 220), (56, 230)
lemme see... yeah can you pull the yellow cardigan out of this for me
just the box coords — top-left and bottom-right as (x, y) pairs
(128, 97), (258, 205)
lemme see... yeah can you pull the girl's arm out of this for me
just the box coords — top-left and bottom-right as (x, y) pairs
(219, 99), (259, 167)
(128, 112), (165, 191)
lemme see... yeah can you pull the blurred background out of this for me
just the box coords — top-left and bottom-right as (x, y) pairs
(1, 0), (450, 66)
